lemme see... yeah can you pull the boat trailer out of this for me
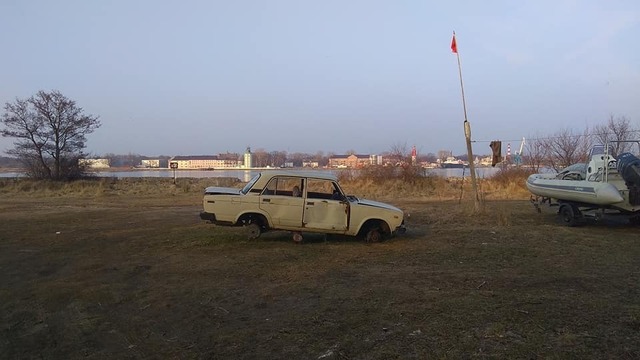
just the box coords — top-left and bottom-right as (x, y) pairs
(530, 195), (640, 227)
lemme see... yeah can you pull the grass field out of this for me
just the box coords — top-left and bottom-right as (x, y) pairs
(1, 176), (639, 359)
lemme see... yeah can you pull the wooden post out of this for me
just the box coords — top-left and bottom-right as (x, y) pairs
(452, 31), (480, 210)
(170, 161), (178, 185)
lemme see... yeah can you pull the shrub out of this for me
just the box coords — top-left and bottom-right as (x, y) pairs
(490, 167), (535, 188)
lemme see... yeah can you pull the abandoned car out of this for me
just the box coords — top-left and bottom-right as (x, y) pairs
(199, 171), (406, 242)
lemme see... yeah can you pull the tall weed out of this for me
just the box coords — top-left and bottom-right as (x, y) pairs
(0, 167), (532, 202)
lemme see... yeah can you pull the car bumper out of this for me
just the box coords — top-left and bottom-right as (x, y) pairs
(393, 223), (406, 235)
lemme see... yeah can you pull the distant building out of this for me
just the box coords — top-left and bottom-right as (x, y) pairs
(169, 155), (240, 169)
(328, 154), (379, 168)
(302, 161), (319, 168)
(140, 159), (160, 168)
(411, 145), (417, 165)
(479, 156), (493, 167)
(79, 158), (110, 169)
(243, 147), (253, 168)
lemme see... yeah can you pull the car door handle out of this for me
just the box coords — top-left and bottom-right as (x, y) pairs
(306, 201), (314, 205)
(262, 199), (271, 203)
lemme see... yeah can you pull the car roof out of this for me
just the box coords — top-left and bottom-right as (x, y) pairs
(258, 170), (338, 181)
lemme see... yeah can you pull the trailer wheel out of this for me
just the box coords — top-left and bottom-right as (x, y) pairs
(559, 204), (581, 227)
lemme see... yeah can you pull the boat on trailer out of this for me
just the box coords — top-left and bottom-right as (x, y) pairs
(527, 140), (640, 226)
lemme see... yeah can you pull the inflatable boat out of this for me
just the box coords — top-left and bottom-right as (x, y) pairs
(527, 141), (640, 225)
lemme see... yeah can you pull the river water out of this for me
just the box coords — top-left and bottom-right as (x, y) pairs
(0, 167), (502, 181)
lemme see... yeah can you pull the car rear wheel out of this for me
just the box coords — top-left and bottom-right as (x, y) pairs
(244, 223), (261, 240)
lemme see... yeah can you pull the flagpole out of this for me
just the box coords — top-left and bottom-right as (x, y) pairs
(452, 31), (480, 210)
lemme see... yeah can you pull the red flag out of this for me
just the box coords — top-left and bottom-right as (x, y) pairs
(451, 34), (457, 53)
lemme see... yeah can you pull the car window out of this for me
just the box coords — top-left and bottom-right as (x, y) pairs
(242, 174), (261, 194)
(307, 179), (340, 200)
(263, 177), (304, 197)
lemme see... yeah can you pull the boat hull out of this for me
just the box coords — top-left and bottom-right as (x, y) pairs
(526, 174), (624, 205)
(440, 163), (465, 169)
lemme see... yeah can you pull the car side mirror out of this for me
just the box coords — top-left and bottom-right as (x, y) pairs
(331, 191), (345, 201)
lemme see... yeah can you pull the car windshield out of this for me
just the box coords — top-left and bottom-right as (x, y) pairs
(590, 144), (615, 158)
(241, 174), (261, 194)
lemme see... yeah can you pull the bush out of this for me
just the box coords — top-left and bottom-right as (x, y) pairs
(357, 165), (425, 183)
(490, 167), (535, 187)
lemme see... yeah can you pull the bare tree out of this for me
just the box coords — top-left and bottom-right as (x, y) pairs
(269, 151), (287, 167)
(288, 152), (308, 164)
(592, 115), (636, 155)
(524, 135), (546, 172)
(388, 141), (410, 165)
(389, 141), (408, 157)
(253, 148), (269, 167)
(313, 151), (328, 166)
(325, 152), (335, 167)
(437, 150), (452, 161)
(1, 90), (101, 180)
(543, 128), (591, 171)
(422, 152), (438, 163)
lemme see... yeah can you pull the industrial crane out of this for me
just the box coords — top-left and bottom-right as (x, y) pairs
(514, 137), (525, 166)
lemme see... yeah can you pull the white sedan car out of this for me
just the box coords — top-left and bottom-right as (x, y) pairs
(200, 171), (406, 242)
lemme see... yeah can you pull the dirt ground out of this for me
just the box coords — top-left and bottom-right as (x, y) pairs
(1, 191), (639, 359)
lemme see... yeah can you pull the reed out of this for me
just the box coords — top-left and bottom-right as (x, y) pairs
(0, 167), (533, 201)
(0, 177), (240, 197)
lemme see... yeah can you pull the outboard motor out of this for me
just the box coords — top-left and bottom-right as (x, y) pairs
(617, 152), (640, 205)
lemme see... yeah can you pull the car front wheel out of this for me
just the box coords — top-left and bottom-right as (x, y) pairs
(365, 227), (382, 243)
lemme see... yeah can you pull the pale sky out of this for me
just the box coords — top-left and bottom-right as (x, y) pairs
(1, 0), (639, 157)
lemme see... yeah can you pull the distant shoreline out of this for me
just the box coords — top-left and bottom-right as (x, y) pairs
(97, 167), (326, 171)
(0, 168), (23, 173)
(0, 166), (292, 173)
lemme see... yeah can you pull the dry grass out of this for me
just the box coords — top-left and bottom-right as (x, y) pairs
(0, 177), (240, 198)
(342, 177), (531, 205)
(2, 175), (639, 359)
(0, 166), (531, 201)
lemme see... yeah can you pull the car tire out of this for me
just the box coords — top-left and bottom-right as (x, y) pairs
(245, 223), (261, 240)
(365, 227), (382, 243)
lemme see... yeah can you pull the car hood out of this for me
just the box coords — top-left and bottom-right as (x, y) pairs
(355, 198), (402, 212)
(204, 186), (242, 195)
